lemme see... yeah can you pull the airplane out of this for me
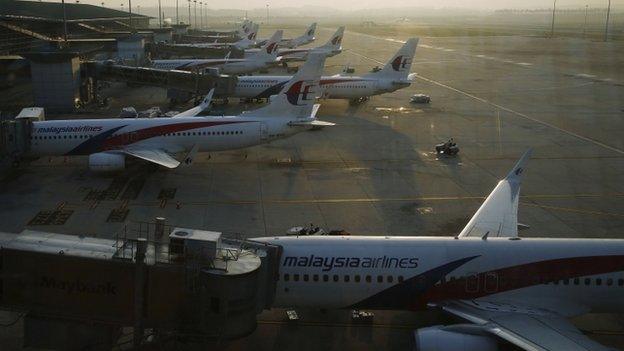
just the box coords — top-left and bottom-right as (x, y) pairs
(247, 26), (344, 63)
(232, 38), (418, 103)
(175, 24), (259, 50)
(255, 23), (317, 49)
(197, 19), (254, 40)
(152, 30), (282, 75)
(253, 149), (624, 351)
(27, 53), (333, 171)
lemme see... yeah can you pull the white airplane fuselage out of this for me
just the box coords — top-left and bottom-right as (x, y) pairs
(253, 235), (624, 315)
(29, 116), (306, 157)
(233, 75), (409, 100)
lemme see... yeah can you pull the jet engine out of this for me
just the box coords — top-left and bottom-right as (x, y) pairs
(88, 152), (125, 172)
(414, 325), (498, 351)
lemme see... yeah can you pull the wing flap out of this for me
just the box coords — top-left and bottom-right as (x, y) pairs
(122, 148), (180, 169)
(440, 301), (614, 351)
(458, 149), (532, 238)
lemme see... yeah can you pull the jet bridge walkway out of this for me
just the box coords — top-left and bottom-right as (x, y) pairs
(146, 42), (244, 59)
(0, 219), (282, 349)
(90, 61), (238, 96)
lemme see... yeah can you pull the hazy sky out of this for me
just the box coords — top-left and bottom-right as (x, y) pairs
(47, 0), (621, 10)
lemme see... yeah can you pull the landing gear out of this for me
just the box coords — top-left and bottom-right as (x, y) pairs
(349, 96), (370, 105)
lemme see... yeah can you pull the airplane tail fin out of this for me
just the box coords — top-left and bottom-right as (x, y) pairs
(457, 149), (533, 238)
(319, 26), (344, 51)
(368, 38), (418, 80)
(237, 20), (253, 37)
(172, 89), (214, 118)
(241, 52), (326, 119)
(233, 24), (258, 49)
(305, 22), (317, 40)
(256, 30), (283, 61)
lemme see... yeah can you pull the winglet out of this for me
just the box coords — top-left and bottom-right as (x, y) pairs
(457, 149), (532, 238)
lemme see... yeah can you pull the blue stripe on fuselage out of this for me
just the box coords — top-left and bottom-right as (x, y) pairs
(65, 125), (127, 156)
(350, 255), (480, 310)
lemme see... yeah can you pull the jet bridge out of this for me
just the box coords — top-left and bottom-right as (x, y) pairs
(0, 220), (281, 349)
(146, 42), (244, 60)
(90, 61), (238, 96)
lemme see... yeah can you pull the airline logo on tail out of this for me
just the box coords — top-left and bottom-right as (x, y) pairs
(391, 55), (412, 71)
(266, 42), (278, 55)
(307, 28), (315, 36)
(248, 32), (257, 40)
(285, 80), (317, 106)
(331, 35), (342, 46)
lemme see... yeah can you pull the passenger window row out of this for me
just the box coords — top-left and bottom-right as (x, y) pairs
(32, 135), (93, 140)
(550, 277), (624, 286)
(282, 273), (405, 284)
(163, 130), (243, 136)
(32, 131), (245, 140)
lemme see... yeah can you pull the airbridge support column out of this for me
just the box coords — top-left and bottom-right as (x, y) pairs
(23, 52), (81, 113)
(133, 238), (147, 348)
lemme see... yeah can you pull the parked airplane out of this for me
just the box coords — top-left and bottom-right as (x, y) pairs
(254, 150), (624, 351)
(256, 23), (317, 48)
(247, 26), (344, 63)
(27, 53), (332, 171)
(176, 24), (259, 50)
(199, 19), (254, 40)
(152, 30), (282, 75)
(233, 38), (418, 102)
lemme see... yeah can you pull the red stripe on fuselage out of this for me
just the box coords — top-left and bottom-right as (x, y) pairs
(101, 121), (249, 150)
(417, 255), (624, 307)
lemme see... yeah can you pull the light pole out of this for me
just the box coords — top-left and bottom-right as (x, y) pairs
(550, 0), (557, 38)
(199, 2), (203, 29)
(604, 0), (611, 41)
(127, 0), (133, 32)
(158, 0), (162, 28)
(188, 0), (191, 28)
(176, 0), (179, 25)
(583, 4), (589, 38)
(194, 0), (197, 29)
(266, 3), (269, 25)
(61, 0), (68, 41)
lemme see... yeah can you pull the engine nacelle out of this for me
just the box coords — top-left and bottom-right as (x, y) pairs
(414, 325), (498, 351)
(88, 152), (125, 172)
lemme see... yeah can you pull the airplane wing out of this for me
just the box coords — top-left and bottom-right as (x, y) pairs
(436, 300), (615, 351)
(457, 149), (532, 238)
(172, 89), (214, 118)
(122, 148), (180, 169)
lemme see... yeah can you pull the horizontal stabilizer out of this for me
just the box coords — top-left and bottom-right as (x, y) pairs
(288, 120), (335, 126)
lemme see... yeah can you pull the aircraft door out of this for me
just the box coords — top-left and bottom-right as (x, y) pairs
(260, 122), (269, 140)
(484, 272), (498, 293)
(122, 131), (139, 145)
(465, 273), (479, 293)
